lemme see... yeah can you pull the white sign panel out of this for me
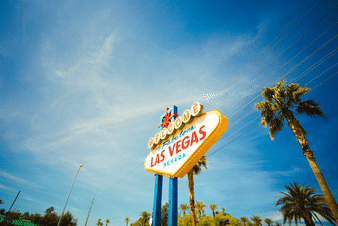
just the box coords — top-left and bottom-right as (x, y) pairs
(144, 110), (228, 178)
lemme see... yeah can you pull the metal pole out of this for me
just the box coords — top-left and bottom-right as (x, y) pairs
(167, 106), (178, 226)
(84, 194), (95, 226)
(57, 164), (83, 226)
(152, 174), (163, 226)
(168, 178), (178, 226)
(8, 191), (20, 212)
(151, 105), (178, 226)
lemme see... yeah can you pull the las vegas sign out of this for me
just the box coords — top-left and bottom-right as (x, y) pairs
(144, 102), (228, 178)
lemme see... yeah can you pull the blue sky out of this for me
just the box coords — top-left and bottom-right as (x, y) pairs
(0, 0), (338, 225)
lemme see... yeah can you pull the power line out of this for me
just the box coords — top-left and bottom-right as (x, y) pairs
(223, 24), (338, 115)
(292, 46), (338, 83)
(310, 71), (338, 90)
(207, 124), (261, 158)
(206, 0), (325, 110)
(305, 63), (338, 86)
(211, 116), (260, 150)
(220, 9), (338, 114)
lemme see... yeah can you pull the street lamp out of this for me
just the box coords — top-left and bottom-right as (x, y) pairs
(57, 164), (83, 226)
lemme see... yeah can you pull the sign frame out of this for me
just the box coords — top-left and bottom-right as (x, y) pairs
(144, 109), (228, 178)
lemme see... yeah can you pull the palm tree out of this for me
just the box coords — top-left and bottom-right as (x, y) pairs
(275, 222), (282, 226)
(250, 216), (262, 226)
(208, 204), (218, 218)
(161, 202), (168, 226)
(140, 211), (150, 226)
(240, 217), (250, 225)
(96, 219), (104, 226)
(105, 219), (110, 226)
(264, 218), (273, 226)
(188, 156), (207, 226)
(276, 182), (336, 226)
(221, 207), (226, 215)
(125, 217), (130, 226)
(256, 81), (338, 223)
(201, 201), (206, 217)
(45, 206), (55, 214)
(195, 201), (204, 219)
(179, 204), (189, 217)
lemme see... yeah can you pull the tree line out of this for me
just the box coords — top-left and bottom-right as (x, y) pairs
(126, 181), (335, 226)
(0, 204), (77, 226)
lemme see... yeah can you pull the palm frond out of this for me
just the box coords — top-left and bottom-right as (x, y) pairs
(268, 114), (284, 140)
(296, 100), (326, 119)
(285, 83), (309, 106)
(193, 156), (207, 175)
(286, 83), (301, 106)
(292, 85), (310, 104)
(256, 101), (276, 127)
(262, 87), (275, 102)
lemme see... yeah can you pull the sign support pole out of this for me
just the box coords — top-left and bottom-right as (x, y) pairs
(168, 177), (178, 226)
(152, 174), (163, 226)
(152, 105), (179, 226)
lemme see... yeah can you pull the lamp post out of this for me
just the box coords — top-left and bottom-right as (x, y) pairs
(57, 164), (83, 226)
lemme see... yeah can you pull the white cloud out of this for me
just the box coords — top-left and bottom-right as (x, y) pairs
(0, 172), (44, 190)
(0, 184), (16, 192)
(0, 172), (30, 185)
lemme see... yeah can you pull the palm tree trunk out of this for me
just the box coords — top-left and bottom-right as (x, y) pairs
(188, 170), (197, 226)
(284, 110), (338, 223)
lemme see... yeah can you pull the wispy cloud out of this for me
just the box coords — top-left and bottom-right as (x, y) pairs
(0, 184), (37, 203)
(0, 172), (30, 185)
(0, 184), (16, 192)
(0, 172), (43, 189)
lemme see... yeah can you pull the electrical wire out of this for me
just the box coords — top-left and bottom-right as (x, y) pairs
(227, 40), (338, 120)
(219, 11), (338, 114)
(310, 71), (338, 90)
(206, 0), (326, 110)
(292, 46), (338, 83)
(305, 63), (338, 86)
(207, 124), (261, 157)
(222, 25), (338, 115)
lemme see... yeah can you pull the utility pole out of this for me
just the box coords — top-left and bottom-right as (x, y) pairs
(57, 164), (83, 226)
(84, 194), (95, 226)
(8, 191), (20, 212)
